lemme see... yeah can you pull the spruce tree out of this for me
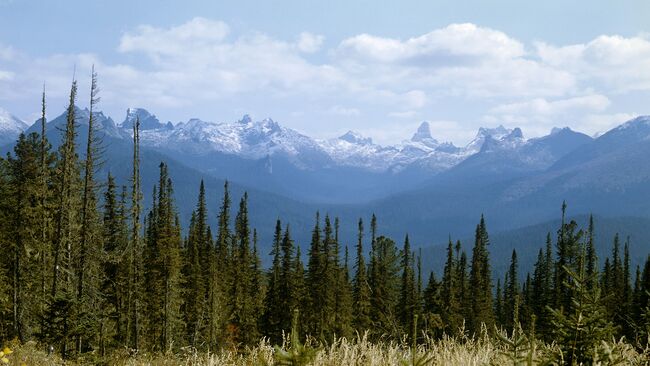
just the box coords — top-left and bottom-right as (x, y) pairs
(352, 218), (372, 332)
(76, 66), (103, 353)
(440, 239), (462, 334)
(143, 163), (184, 351)
(127, 115), (143, 350)
(100, 174), (128, 354)
(49, 79), (83, 356)
(399, 235), (416, 340)
(503, 249), (519, 333)
(370, 235), (400, 338)
(262, 219), (283, 343)
(468, 216), (494, 334)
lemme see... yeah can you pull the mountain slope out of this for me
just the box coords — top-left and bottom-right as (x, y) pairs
(0, 108), (28, 146)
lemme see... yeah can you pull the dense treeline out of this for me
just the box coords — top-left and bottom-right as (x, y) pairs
(2, 74), (650, 365)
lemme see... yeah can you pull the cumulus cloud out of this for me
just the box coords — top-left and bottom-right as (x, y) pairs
(486, 95), (623, 137)
(118, 17), (230, 57)
(536, 35), (650, 92)
(0, 19), (647, 143)
(334, 23), (574, 98)
(296, 32), (324, 53)
(490, 95), (610, 116)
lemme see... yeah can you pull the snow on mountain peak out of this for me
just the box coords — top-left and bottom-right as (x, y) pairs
(339, 130), (372, 145)
(411, 121), (437, 143)
(122, 107), (168, 130)
(0, 108), (28, 143)
(466, 124), (522, 153)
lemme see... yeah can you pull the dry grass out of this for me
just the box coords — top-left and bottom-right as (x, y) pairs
(2, 334), (647, 365)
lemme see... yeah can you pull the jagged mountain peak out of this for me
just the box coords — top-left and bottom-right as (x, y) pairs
(239, 114), (253, 124)
(121, 107), (169, 130)
(411, 121), (439, 146)
(339, 130), (372, 145)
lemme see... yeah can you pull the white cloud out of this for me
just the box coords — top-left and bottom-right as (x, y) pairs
(485, 95), (629, 138)
(0, 19), (648, 144)
(536, 35), (650, 92)
(337, 23), (525, 64)
(490, 95), (610, 116)
(118, 17), (230, 57)
(334, 23), (574, 98)
(296, 32), (324, 53)
(579, 113), (637, 136)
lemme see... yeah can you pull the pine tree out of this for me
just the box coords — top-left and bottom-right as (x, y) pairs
(352, 218), (372, 333)
(76, 66), (103, 352)
(422, 272), (443, 336)
(143, 163), (184, 351)
(495, 279), (504, 328)
(227, 193), (260, 346)
(548, 252), (615, 365)
(6, 132), (50, 341)
(370, 235), (401, 338)
(127, 115), (143, 350)
(100, 174), (128, 354)
(399, 235), (416, 340)
(36, 85), (55, 341)
(503, 249), (519, 333)
(49, 79), (83, 356)
(306, 212), (324, 337)
(262, 220), (283, 343)
(468, 215), (494, 334)
(585, 215), (598, 291)
(440, 239), (462, 334)
(554, 202), (583, 313)
(184, 180), (210, 346)
(332, 219), (353, 339)
(209, 181), (231, 348)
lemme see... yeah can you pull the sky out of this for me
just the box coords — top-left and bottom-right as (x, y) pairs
(0, 0), (649, 145)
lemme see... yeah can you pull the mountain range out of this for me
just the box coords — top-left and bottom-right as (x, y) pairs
(2, 106), (650, 274)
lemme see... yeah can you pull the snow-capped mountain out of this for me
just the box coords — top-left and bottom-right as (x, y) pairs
(0, 108), (28, 145)
(1, 106), (586, 176)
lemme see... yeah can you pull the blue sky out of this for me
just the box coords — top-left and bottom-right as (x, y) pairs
(0, 0), (649, 144)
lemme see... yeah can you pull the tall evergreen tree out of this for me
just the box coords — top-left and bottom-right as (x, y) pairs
(352, 218), (372, 332)
(76, 66), (103, 353)
(127, 115), (143, 350)
(369, 235), (401, 338)
(100, 174), (128, 354)
(143, 163), (184, 351)
(262, 220), (283, 342)
(468, 216), (494, 334)
(399, 235), (416, 340)
(503, 249), (519, 333)
(49, 79), (83, 356)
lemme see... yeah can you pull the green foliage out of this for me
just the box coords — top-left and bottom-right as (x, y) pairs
(548, 261), (616, 365)
(274, 310), (318, 366)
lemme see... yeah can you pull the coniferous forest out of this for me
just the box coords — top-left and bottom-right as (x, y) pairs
(4, 76), (650, 365)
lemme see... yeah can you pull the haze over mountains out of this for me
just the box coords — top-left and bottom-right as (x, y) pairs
(2, 106), (650, 274)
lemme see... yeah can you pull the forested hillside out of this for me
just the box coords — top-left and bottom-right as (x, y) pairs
(3, 74), (650, 365)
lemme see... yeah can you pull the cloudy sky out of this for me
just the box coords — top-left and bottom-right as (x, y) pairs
(0, 0), (649, 145)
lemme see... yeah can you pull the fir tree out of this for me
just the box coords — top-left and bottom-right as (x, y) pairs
(127, 115), (143, 351)
(262, 220), (283, 343)
(49, 79), (83, 356)
(503, 249), (519, 333)
(468, 216), (494, 334)
(76, 66), (103, 353)
(399, 235), (417, 340)
(352, 218), (372, 332)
